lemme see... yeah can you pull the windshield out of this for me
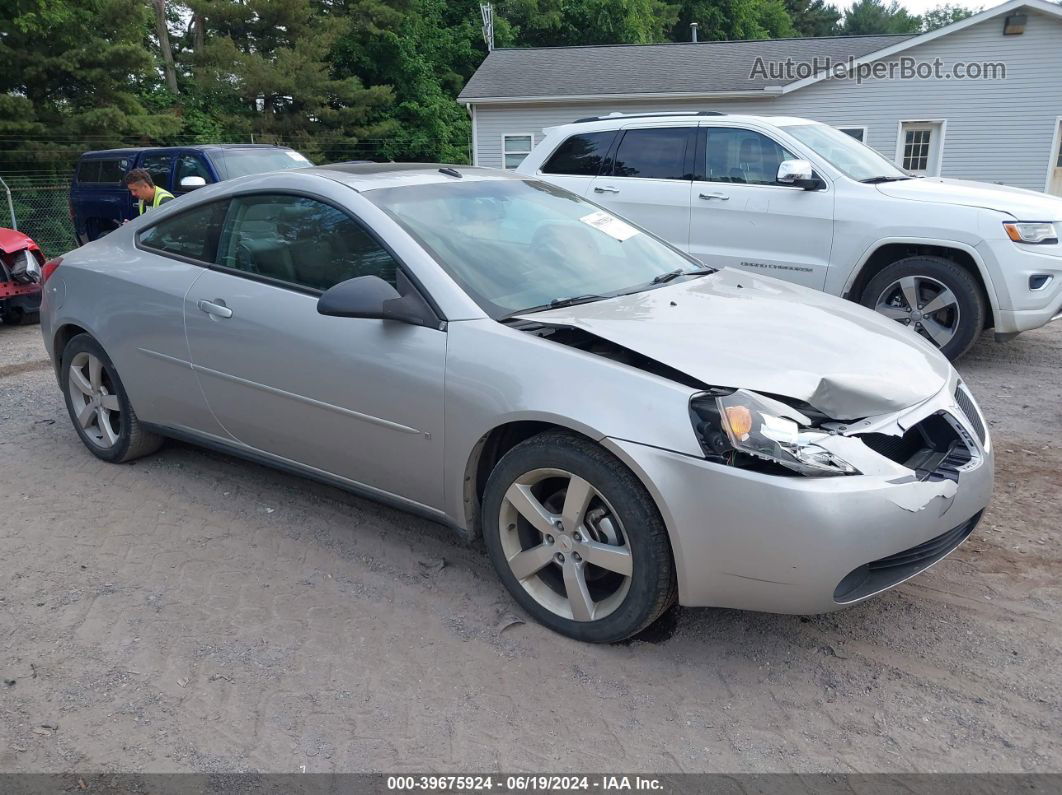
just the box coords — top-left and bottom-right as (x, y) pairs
(782, 124), (908, 182)
(212, 148), (313, 179)
(366, 179), (705, 318)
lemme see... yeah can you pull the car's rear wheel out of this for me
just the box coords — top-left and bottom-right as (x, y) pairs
(861, 256), (985, 360)
(60, 334), (163, 463)
(482, 430), (676, 643)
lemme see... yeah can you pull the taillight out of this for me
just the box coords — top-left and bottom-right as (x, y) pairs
(42, 257), (62, 283)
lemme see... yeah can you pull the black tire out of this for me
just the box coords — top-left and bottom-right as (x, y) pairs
(860, 256), (985, 360)
(60, 334), (164, 463)
(482, 430), (677, 643)
(3, 309), (41, 326)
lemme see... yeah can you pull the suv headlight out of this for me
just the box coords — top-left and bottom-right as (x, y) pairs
(1003, 222), (1058, 245)
(691, 389), (859, 477)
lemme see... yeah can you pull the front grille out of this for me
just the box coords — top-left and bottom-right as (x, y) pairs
(954, 385), (986, 445)
(834, 511), (982, 603)
(858, 412), (972, 481)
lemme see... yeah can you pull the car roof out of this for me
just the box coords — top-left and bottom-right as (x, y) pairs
(79, 144), (295, 159)
(547, 113), (820, 133)
(307, 163), (525, 191)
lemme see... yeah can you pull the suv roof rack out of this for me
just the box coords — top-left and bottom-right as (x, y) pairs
(572, 111), (726, 123)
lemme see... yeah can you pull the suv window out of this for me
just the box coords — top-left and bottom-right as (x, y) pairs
(140, 153), (174, 191)
(541, 132), (616, 177)
(611, 128), (692, 180)
(76, 158), (129, 184)
(217, 195), (398, 291)
(138, 200), (228, 263)
(704, 128), (796, 185)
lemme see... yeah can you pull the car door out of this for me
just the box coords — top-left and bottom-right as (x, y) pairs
(689, 125), (835, 290)
(586, 125), (695, 249)
(183, 192), (447, 510)
(139, 150), (176, 194)
(535, 129), (619, 198)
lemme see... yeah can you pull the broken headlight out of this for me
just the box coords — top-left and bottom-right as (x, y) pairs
(690, 389), (859, 477)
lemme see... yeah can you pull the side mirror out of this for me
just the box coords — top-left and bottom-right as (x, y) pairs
(776, 159), (823, 190)
(179, 175), (207, 189)
(317, 275), (432, 326)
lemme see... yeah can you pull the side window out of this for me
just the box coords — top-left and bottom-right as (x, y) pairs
(704, 128), (796, 185)
(175, 154), (212, 190)
(78, 158), (129, 184)
(138, 200), (228, 263)
(611, 128), (692, 180)
(217, 195), (399, 292)
(140, 153), (174, 191)
(541, 131), (615, 176)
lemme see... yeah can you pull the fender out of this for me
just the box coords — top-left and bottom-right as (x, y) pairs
(843, 236), (1000, 315)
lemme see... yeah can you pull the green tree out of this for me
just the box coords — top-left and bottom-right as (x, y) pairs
(668, 0), (795, 42)
(921, 3), (977, 31)
(785, 0), (842, 36)
(500, 0), (677, 46)
(841, 0), (922, 34)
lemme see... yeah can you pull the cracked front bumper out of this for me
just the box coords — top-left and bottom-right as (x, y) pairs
(605, 431), (993, 615)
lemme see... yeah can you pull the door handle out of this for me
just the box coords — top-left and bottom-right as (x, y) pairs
(698, 191), (730, 201)
(593, 186), (620, 194)
(197, 299), (233, 319)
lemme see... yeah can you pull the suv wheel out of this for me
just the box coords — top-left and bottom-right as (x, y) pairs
(861, 256), (985, 360)
(60, 334), (164, 463)
(482, 430), (676, 643)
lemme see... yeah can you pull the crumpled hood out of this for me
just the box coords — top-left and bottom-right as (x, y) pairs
(876, 177), (1062, 219)
(517, 269), (952, 419)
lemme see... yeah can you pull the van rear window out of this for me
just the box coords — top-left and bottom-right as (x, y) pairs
(76, 158), (129, 184)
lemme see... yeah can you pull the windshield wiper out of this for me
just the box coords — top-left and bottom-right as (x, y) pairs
(507, 294), (608, 317)
(860, 175), (913, 184)
(651, 267), (715, 284)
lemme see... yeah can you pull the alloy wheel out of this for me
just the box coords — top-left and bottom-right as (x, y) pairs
(67, 351), (121, 448)
(874, 275), (960, 349)
(498, 467), (633, 622)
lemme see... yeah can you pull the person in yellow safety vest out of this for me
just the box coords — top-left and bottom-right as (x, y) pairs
(123, 168), (175, 217)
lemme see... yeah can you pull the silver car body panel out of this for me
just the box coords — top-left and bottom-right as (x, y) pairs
(41, 165), (994, 613)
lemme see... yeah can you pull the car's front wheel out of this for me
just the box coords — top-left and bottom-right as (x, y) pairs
(482, 430), (676, 643)
(861, 256), (985, 360)
(60, 334), (163, 463)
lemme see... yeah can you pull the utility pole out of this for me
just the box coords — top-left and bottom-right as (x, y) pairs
(152, 0), (179, 94)
(480, 3), (494, 52)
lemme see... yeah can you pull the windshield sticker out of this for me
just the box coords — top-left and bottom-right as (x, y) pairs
(579, 211), (640, 242)
(286, 151), (310, 162)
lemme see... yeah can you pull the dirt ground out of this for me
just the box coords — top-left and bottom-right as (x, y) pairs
(0, 318), (1059, 774)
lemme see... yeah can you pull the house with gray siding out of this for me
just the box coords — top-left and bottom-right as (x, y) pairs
(458, 0), (1062, 197)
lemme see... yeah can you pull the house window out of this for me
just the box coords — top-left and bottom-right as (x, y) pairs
(836, 127), (867, 142)
(503, 134), (534, 170)
(897, 121), (945, 176)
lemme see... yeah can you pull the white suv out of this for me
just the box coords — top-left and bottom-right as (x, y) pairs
(517, 112), (1062, 359)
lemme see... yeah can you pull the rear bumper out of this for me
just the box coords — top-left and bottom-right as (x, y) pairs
(605, 433), (993, 615)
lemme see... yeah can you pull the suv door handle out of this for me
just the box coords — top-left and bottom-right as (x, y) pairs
(698, 191), (730, 201)
(197, 299), (233, 319)
(594, 186), (620, 194)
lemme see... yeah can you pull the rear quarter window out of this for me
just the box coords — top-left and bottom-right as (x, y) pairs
(76, 158), (129, 184)
(138, 200), (229, 264)
(541, 131), (616, 176)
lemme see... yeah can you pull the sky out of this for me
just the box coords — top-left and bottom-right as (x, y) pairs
(831, 0), (985, 14)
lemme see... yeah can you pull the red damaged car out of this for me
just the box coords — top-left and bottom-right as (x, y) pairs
(0, 227), (43, 325)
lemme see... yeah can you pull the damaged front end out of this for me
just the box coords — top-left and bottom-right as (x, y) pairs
(689, 379), (989, 512)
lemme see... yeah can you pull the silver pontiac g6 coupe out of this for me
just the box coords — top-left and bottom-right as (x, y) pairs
(40, 164), (994, 642)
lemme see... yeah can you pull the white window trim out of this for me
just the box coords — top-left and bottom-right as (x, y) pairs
(501, 132), (535, 170)
(1044, 115), (1062, 193)
(895, 119), (947, 177)
(835, 126), (868, 142)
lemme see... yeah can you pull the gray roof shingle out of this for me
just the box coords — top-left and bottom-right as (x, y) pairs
(458, 35), (914, 100)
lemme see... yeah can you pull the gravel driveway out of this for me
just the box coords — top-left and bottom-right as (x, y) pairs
(0, 321), (1059, 774)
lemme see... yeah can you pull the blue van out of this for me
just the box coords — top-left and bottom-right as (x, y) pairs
(70, 144), (312, 244)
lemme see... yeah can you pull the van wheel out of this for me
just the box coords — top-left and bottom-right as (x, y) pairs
(60, 334), (164, 463)
(481, 430), (676, 643)
(861, 256), (985, 360)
